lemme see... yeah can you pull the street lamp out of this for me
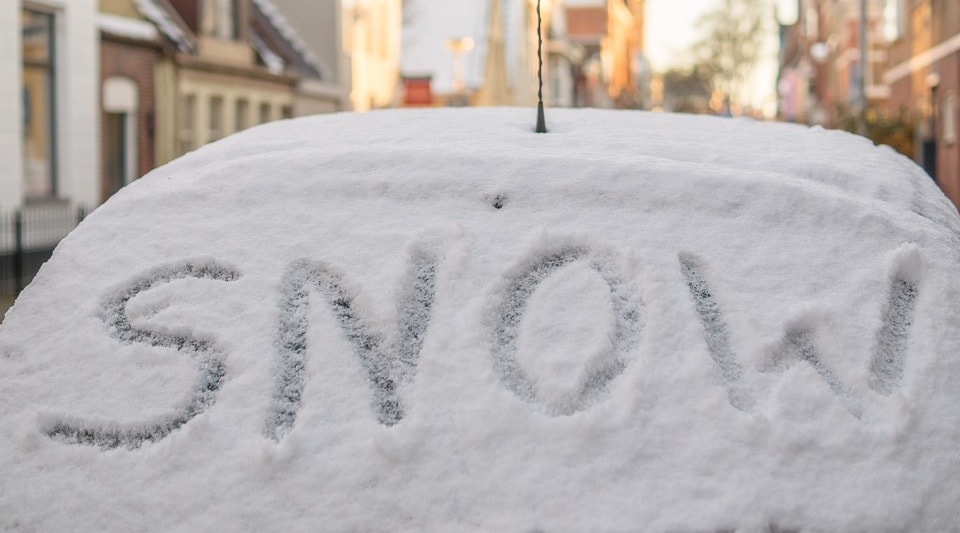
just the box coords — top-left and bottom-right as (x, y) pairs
(445, 36), (475, 106)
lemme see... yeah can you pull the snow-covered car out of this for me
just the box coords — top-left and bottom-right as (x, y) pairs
(2, 108), (959, 530)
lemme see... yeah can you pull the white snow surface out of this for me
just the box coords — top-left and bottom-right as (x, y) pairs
(2, 108), (960, 530)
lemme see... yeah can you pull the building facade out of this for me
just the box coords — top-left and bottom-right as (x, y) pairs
(158, 0), (344, 165)
(885, 0), (960, 206)
(777, 0), (890, 125)
(344, 0), (401, 111)
(1, 0), (100, 211)
(2, 0), (346, 210)
(558, 0), (646, 108)
(270, 0), (350, 112)
(98, 0), (166, 202)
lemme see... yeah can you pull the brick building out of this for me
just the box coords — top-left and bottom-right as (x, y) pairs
(777, 0), (890, 126)
(98, 0), (167, 202)
(885, 0), (960, 207)
(95, 0), (347, 203)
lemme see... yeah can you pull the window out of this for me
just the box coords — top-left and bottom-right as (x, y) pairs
(102, 77), (139, 201)
(882, 0), (910, 42)
(179, 94), (196, 153)
(259, 102), (271, 124)
(281, 105), (293, 119)
(21, 7), (57, 199)
(944, 92), (957, 147)
(235, 99), (249, 131)
(202, 0), (239, 40)
(104, 113), (128, 199)
(209, 96), (224, 141)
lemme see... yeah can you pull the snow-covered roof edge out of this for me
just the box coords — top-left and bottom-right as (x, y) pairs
(249, 0), (331, 81)
(133, 0), (194, 53)
(97, 13), (160, 42)
(250, 32), (286, 75)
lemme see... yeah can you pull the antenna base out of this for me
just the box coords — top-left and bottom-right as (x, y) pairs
(535, 102), (547, 133)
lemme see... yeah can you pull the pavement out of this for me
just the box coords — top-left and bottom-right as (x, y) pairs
(0, 294), (13, 324)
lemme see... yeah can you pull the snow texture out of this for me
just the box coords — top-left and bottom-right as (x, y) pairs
(2, 108), (960, 531)
(679, 252), (755, 412)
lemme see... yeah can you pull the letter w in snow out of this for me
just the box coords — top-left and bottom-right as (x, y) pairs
(679, 248), (921, 419)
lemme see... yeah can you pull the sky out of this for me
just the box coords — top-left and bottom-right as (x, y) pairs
(645, 0), (716, 72)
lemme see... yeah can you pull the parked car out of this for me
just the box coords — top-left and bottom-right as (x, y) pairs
(1, 108), (958, 530)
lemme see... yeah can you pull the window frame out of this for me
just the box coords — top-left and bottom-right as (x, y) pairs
(179, 93), (197, 154)
(21, 4), (59, 201)
(209, 95), (224, 141)
(259, 102), (272, 124)
(235, 98), (249, 132)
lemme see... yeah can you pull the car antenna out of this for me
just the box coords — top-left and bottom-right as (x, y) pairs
(535, 0), (547, 133)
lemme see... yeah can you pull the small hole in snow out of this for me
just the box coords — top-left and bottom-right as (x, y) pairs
(488, 194), (507, 210)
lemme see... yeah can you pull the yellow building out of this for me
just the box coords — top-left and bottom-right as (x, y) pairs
(564, 0), (646, 108)
(102, 0), (345, 168)
(342, 0), (402, 111)
(602, 0), (644, 105)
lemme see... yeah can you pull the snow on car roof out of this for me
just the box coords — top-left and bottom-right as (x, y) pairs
(2, 108), (959, 530)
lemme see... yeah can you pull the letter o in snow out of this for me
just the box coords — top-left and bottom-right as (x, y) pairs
(489, 245), (643, 416)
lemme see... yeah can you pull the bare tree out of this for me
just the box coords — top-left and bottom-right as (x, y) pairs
(694, 0), (768, 113)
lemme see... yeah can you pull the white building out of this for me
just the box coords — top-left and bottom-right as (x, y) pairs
(0, 0), (99, 211)
(269, 0), (350, 112)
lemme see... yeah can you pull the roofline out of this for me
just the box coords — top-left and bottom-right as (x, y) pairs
(174, 52), (300, 84)
(249, 0), (330, 80)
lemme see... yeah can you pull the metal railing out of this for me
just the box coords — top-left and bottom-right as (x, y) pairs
(0, 204), (86, 297)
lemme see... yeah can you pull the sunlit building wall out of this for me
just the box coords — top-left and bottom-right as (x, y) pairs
(343, 0), (401, 111)
(564, 0), (645, 108)
(603, 0), (642, 106)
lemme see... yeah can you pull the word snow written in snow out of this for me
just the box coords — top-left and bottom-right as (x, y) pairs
(41, 240), (921, 450)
